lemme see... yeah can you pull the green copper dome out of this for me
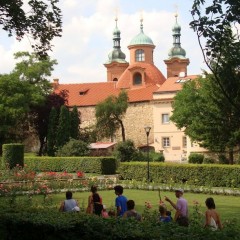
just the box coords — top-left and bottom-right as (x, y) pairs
(168, 14), (187, 59)
(168, 47), (186, 59)
(129, 20), (154, 46)
(107, 49), (127, 63)
(105, 18), (128, 64)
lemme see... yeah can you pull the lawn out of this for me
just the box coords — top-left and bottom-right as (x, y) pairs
(53, 189), (240, 223)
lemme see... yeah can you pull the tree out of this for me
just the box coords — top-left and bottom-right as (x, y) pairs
(0, 0), (62, 56)
(70, 106), (80, 140)
(171, 75), (240, 164)
(0, 71), (48, 152)
(46, 107), (58, 156)
(56, 105), (70, 148)
(12, 51), (66, 156)
(30, 91), (68, 156)
(95, 91), (128, 142)
(190, 0), (240, 114)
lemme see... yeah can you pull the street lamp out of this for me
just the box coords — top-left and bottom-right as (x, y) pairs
(144, 126), (151, 182)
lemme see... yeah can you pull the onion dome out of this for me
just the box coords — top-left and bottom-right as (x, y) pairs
(105, 18), (127, 64)
(168, 14), (187, 59)
(129, 18), (154, 46)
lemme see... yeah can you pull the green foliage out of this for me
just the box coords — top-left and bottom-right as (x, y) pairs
(70, 106), (80, 140)
(2, 144), (24, 169)
(188, 153), (204, 164)
(0, 1), (62, 56)
(113, 140), (137, 162)
(118, 162), (240, 188)
(171, 76), (239, 164)
(190, 1), (240, 164)
(150, 151), (165, 162)
(95, 91), (128, 141)
(56, 105), (70, 148)
(0, 209), (239, 240)
(203, 157), (215, 164)
(25, 156), (117, 174)
(56, 138), (90, 157)
(218, 154), (229, 164)
(47, 107), (58, 156)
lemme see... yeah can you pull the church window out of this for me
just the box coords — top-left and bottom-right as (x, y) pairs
(133, 72), (142, 85)
(135, 49), (145, 62)
(113, 78), (118, 82)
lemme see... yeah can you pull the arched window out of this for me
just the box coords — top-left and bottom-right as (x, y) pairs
(133, 72), (142, 85)
(135, 49), (145, 62)
(113, 78), (118, 82)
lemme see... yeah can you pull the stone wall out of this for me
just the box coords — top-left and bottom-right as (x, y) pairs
(77, 101), (154, 147)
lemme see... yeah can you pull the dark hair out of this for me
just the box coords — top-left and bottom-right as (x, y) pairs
(159, 205), (167, 215)
(92, 193), (101, 203)
(66, 191), (72, 200)
(91, 185), (97, 193)
(205, 197), (216, 209)
(127, 200), (135, 210)
(114, 185), (123, 194)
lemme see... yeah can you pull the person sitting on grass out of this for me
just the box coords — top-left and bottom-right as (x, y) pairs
(123, 200), (142, 221)
(59, 191), (79, 212)
(159, 205), (172, 223)
(205, 197), (223, 230)
(114, 185), (127, 217)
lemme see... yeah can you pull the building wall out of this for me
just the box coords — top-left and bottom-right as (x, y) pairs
(77, 101), (154, 147)
(152, 97), (208, 162)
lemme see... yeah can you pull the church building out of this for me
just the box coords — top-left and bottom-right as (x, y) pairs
(53, 14), (207, 162)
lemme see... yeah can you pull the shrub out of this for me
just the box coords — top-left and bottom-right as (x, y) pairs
(2, 143), (24, 169)
(56, 138), (90, 157)
(203, 157), (215, 164)
(113, 140), (137, 162)
(151, 152), (165, 162)
(218, 154), (229, 164)
(188, 153), (204, 164)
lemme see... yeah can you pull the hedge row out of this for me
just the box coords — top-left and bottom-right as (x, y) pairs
(118, 162), (240, 188)
(0, 211), (239, 240)
(24, 157), (117, 175)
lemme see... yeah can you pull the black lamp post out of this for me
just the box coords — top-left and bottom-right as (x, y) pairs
(144, 126), (151, 182)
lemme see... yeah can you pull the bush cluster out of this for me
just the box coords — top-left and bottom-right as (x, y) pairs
(25, 156), (117, 175)
(0, 210), (239, 240)
(118, 162), (240, 188)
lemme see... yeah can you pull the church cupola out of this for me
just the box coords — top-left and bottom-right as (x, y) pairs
(104, 17), (129, 82)
(168, 14), (186, 59)
(128, 17), (155, 65)
(105, 18), (128, 64)
(164, 14), (189, 78)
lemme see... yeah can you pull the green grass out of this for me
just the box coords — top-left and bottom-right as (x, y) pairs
(52, 189), (239, 223)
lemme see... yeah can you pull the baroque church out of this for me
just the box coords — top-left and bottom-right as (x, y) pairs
(53, 15), (207, 162)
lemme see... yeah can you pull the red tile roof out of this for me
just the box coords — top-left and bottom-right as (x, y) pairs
(54, 81), (161, 107)
(155, 75), (199, 93)
(117, 62), (166, 89)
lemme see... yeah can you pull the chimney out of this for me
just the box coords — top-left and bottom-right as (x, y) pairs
(52, 78), (59, 90)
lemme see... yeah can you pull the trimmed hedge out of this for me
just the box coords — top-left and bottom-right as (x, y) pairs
(0, 211), (239, 240)
(2, 143), (24, 169)
(24, 156), (117, 174)
(118, 162), (240, 188)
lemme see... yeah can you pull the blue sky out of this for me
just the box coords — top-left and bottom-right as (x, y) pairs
(0, 0), (207, 83)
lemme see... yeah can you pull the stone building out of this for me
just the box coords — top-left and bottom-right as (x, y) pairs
(53, 15), (206, 161)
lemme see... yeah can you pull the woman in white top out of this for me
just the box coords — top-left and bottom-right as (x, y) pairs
(59, 191), (79, 212)
(205, 197), (223, 230)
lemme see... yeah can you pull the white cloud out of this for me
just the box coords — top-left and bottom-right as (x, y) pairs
(0, 0), (207, 83)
